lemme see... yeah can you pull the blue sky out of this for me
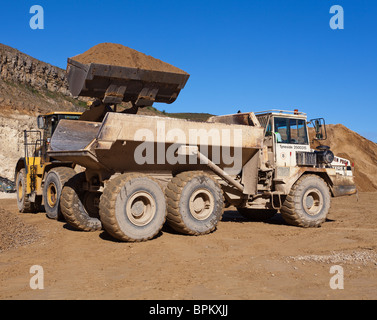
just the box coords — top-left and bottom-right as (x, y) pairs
(1, 0), (377, 142)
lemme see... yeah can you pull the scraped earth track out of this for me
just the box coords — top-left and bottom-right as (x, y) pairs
(0, 192), (376, 300)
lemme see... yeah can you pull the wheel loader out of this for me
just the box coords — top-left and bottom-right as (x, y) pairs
(15, 111), (82, 219)
(43, 57), (357, 242)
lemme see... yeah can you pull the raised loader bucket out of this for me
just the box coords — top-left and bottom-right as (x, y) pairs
(66, 59), (190, 106)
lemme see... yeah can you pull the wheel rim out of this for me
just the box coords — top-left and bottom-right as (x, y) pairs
(302, 188), (323, 216)
(47, 183), (57, 207)
(189, 188), (214, 220)
(126, 191), (156, 226)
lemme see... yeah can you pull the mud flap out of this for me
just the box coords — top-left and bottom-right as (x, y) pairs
(332, 185), (358, 197)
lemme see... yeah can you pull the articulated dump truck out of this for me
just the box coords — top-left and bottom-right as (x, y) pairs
(47, 59), (357, 242)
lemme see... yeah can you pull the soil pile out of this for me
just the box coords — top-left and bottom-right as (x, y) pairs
(0, 208), (40, 252)
(311, 124), (377, 192)
(70, 43), (188, 74)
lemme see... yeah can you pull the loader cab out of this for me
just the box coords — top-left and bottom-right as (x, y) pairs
(36, 112), (82, 161)
(38, 112), (82, 140)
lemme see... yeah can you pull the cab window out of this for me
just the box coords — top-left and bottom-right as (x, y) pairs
(45, 116), (57, 139)
(274, 117), (308, 144)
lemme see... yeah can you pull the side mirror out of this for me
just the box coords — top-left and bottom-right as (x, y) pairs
(310, 118), (327, 140)
(37, 115), (45, 129)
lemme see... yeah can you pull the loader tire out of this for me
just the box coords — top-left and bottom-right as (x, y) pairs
(60, 173), (102, 232)
(280, 174), (330, 227)
(166, 171), (224, 235)
(43, 167), (76, 220)
(16, 168), (38, 213)
(237, 208), (277, 221)
(99, 174), (166, 242)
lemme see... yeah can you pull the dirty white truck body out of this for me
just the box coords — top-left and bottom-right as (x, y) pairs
(48, 108), (356, 242)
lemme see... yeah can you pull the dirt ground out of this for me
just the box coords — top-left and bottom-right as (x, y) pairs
(0, 192), (376, 300)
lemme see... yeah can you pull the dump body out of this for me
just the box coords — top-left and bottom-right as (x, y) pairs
(67, 59), (190, 106)
(48, 112), (264, 177)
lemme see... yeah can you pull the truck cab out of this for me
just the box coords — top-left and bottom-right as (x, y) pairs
(254, 109), (357, 199)
(256, 109), (311, 168)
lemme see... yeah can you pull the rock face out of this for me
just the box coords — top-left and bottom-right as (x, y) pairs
(0, 43), (86, 181)
(0, 43), (86, 116)
(0, 43), (70, 96)
(0, 114), (36, 180)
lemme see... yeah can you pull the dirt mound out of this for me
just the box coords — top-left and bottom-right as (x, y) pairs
(71, 43), (188, 74)
(311, 124), (377, 192)
(0, 208), (40, 252)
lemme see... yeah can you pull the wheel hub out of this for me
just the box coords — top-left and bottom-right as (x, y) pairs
(126, 192), (156, 226)
(303, 188), (323, 216)
(131, 200), (145, 217)
(189, 189), (214, 220)
(47, 183), (57, 207)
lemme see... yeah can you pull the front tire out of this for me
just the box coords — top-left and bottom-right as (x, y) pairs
(280, 174), (330, 227)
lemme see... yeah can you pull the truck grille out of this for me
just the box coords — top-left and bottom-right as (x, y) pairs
(296, 151), (317, 166)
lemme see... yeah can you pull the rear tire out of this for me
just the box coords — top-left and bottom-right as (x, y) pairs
(99, 174), (167, 242)
(60, 173), (102, 231)
(280, 174), (330, 227)
(43, 167), (76, 220)
(166, 171), (224, 235)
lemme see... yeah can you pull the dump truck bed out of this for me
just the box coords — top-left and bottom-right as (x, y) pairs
(48, 112), (264, 175)
(67, 59), (190, 106)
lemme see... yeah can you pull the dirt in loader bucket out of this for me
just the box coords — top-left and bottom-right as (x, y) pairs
(70, 43), (188, 75)
(67, 43), (190, 107)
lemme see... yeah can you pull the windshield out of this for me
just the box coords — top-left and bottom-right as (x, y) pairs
(273, 117), (308, 144)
